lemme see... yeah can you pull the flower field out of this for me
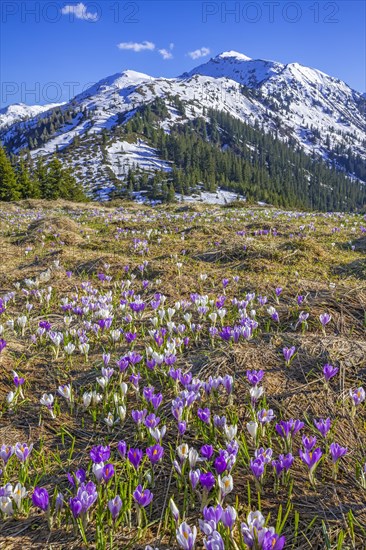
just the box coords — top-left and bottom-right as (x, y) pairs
(0, 199), (365, 549)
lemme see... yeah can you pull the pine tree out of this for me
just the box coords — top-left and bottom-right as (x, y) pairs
(34, 158), (49, 198)
(16, 159), (40, 199)
(0, 146), (21, 201)
(167, 183), (176, 203)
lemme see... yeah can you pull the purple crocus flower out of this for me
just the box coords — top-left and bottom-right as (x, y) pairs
(350, 387), (365, 406)
(146, 444), (164, 464)
(145, 413), (160, 429)
(197, 408), (211, 424)
(283, 346), (296, 364)
(302, 436), (317, 451)
(329, 443), (347, 463)
(299, 447), (322, 470)
(108, 495), (122, 521)
(117, 441), (127, 458)
(129, 372), (141, 389)
(0, 444), (14, 464)
(275, 287), (283, 297)
(133, 484), (153, 507)
(323, 364), (338, 383)
(203, 504), (223, 525)
(254, 448), (273, 464)
(90, 445), (110, 464)
(246, 370), (264, 386)
(32, 487), (49, 511)
(74, 481), (98, 517)
(204, 531), (225, 550)
(178, 421), (187, 435)
(67, 468), (86, 487)
(272, 453), (294, 476)
(69, 497), (83, 518)
(102, 463), (115, 482)
(314, 417), (331, 437)
(250, 457), (265, 479)
(128, 448), (143, 469)
(131, 409), (147, 424)
(0, 339), (7, 353)
(200, 445), (214, 460)
(151, 393), (163, 410)
(275, 419), (304, 439)
(214, 416), (227, 429)
(262, 531), (286, 550)
(221, 505), (237, 529)
(116, 357), (129, 372)
(14, 442), (33, 462)
(13, 372), (24, 388)
(319, 313), (331, 327)
(214, 452), (228, 475)
(200, 472), (216, 492)
(258, 409), (275, 424)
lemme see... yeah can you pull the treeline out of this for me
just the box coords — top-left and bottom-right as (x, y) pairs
(0, 146), (86, 202)
(114, 100), (365, 210)
(4, 106), (84, 152)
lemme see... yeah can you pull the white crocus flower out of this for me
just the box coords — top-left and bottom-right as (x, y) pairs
(97, 376), (109, 389)
(209, 312), (217, 324)
(246, 421), (258, 440)
(218, 474), (233, 497)
(0, 496), (13, 516)
(92, 462), (104, 482)
(170, 497), (180, 522)
(91, 391), (102, 405)
(82, 392), (92, 408)
(104, 412), (115, 428)
(176, 522), (197, 550)
(250, 386), (264, 401)
(12, 483), (27, 510)
(188, 448), (199, 468)
(6, 391), (15, 405)
(149, 426), (166, 442)
(176, 443), (190, 461)
(64, 343), (75, 355)
(224, 424), (238, 441)
(117, 405), (126, 421)
(110, 330), (121, 342)
(58, 384), (72, 401)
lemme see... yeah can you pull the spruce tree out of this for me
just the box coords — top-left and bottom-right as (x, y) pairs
(16, 159), (40, 199)
(0, 146), (21, 201)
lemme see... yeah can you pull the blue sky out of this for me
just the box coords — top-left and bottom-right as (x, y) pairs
(1, 0), (365, 107)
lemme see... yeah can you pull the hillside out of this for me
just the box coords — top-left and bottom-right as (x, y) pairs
(1, 51), (365, 207)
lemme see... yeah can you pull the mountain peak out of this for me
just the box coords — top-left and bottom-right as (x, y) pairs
(216, 51), (252, 61)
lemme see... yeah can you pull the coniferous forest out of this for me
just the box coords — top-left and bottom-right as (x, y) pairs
(0, 97), (365, 210)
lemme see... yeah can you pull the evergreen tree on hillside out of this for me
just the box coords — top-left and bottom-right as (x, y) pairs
(0, 146), (21, 201)
(47, 157), (86, 201)
(34, 158), (50, 198)
(16, 159), (40, 199)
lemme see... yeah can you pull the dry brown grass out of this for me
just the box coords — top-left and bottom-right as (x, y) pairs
(0, 201), (365, 549)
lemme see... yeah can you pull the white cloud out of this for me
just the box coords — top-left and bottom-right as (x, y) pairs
(61, 2), (98, 21)
(169, 43), (175, 50)
(159, 48), (173, 60)
(188, 47), (211, 60)
(117, 41), (155, 52)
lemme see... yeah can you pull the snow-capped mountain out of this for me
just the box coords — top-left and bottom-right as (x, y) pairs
(0, 102), (64, 131)
(1, 51), (365, 196)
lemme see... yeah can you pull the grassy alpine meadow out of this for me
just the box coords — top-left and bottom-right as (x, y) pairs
(0, 198), (365, 550)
